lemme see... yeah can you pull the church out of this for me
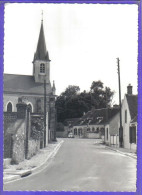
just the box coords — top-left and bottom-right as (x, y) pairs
(3, 18), (56, 142)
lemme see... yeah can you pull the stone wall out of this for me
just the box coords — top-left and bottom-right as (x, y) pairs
(56, 130), (68, 138)
(27, 139), (40, 159)
(12, 120), (26, 164)
(86, 132), (100, 139)
(4, 112), (17, 158)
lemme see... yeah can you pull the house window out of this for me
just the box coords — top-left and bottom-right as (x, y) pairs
(125, 110), (127, 123)
(78, 128), (82, 135)
(40, 63), (45, 73)
(96, 128), (99, 133)
(92, 127), (95, 132)
(87, 127), (90, 132)
(130, 126), (136, 144)
(74, 129), (77, 135)
(7, 102), (12, 112)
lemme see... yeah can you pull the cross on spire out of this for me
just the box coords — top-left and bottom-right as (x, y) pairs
(41, 10), (43, 22)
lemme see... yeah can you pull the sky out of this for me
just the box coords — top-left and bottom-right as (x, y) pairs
(4, 3), (138, 104)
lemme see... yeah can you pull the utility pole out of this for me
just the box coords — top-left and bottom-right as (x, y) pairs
(44, 79), (46, 148)
(117, 58), (123, 148)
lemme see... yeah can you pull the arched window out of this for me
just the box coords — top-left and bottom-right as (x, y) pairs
(7, 102), (12, 112)
(40, 63), (45, 73)
(28, 104), (32, 113)
(74, 129), (77, 135)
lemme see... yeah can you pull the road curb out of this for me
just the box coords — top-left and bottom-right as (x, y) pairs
(105, 146), (137, 159)
(4, 140), (64, 184)
(3, 174), (21, 183)
(31, 140), (64, 175)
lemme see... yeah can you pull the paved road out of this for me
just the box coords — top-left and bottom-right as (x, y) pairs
(4, 138), (136, 191)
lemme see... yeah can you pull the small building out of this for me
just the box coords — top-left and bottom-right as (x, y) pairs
(121, 84), (137, 151)
(104, 110), (120, 146)
(71, 107), (119, 139)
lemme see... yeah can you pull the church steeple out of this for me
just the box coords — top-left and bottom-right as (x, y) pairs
(33, 15), (51, 83)
(34, 20), (50, 62)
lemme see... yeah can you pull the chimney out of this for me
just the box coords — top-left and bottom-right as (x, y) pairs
(127, 84), (133, 95)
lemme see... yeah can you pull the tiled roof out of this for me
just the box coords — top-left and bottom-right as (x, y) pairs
(34, 22), (50, 62)
(73, 107), (119, 126)
(126, 94), (137, 119)
(4, 73), (52, 95)
(64, 118), (81, 127)
(130, 115), (137, 123)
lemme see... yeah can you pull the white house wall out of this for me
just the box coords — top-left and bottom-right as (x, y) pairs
(105, 113), (119, 147)
(122, 96), (136, 151)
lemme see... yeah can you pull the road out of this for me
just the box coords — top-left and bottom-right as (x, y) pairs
(4, 138), (136, 191)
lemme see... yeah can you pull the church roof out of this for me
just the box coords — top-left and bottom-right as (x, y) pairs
(126, 94), (137, 120)
(34, 21), (50, 62)
(4, 73), (52, 95)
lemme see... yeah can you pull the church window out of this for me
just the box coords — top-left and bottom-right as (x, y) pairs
(7, 102), (12, 112)
(125, 110), (127, 123)
(40, 63), (45, 73)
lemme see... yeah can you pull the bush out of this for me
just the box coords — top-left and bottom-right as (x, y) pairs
(56, 122), (64, 132)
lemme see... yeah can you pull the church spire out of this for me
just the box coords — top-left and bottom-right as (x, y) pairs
(34, 14), (50, 62)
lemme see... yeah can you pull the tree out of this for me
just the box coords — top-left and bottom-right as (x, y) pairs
(90, 81), (114, 109)
(56, 122), (64, 132)
(56, 85), (80, 122)
(56, 82), (114, 123)
(61, 85), (80, 98)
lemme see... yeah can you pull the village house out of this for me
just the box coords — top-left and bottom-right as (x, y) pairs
(105, 84), (138, 150)
(121, 84), (137, 152)
(70, 107), (119, 139)
(3, 19), (57, 163)
(104, 109), (120, 147)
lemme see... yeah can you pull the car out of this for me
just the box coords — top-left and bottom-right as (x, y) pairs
(68, 132), (74, 138)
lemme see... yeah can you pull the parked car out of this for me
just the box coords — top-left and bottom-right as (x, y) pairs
(68, 132), (74, 138)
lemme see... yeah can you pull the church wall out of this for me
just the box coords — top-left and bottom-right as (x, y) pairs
(4, 94), (50, 114)
(4, 94), (19, 112)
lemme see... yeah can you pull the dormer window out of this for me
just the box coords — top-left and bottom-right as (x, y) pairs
(40, 63), (45, 73)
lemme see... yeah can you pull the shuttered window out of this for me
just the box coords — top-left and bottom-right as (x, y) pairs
(130, 126), (136, 144)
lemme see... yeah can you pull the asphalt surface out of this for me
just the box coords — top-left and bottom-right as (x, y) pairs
(4, 138), (136, 192)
